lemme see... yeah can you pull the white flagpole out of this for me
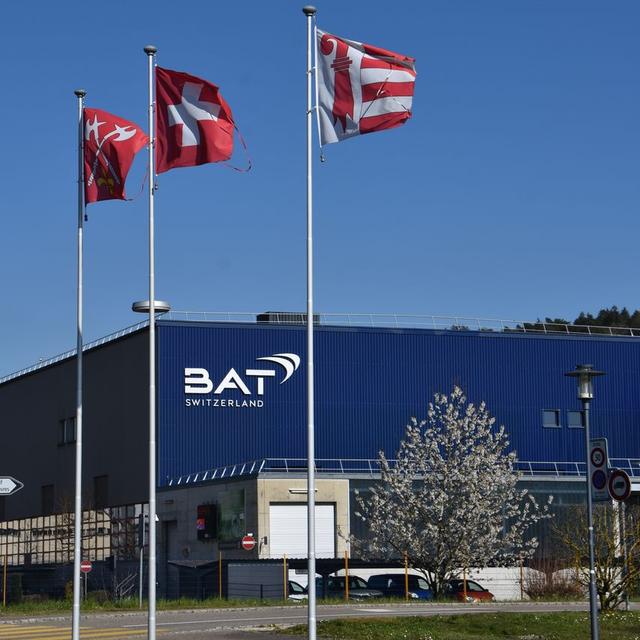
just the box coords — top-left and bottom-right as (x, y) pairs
(143, 44), (158, 640)
(71, 88), (86, 640)
(302, 6), (317, 640)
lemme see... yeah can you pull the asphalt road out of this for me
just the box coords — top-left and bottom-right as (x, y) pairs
(0, 601), (635, 640)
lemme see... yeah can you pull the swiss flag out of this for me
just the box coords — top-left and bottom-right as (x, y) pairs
(155, 67), (235, 174)
(83, 108), (147, 204)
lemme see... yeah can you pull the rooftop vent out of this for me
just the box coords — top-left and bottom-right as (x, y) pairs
(256, 311), (320, 325)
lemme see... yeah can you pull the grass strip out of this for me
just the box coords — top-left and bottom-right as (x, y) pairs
(283, 611), (640, 640)
(0, 596), (307, 616)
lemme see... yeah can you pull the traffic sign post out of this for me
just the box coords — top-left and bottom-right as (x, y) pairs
(241, 534), (256, 551)
(80, 560), (92, 601)
(589, 438), (610, 502)
(0, 477), (23, 496)
(608, 469), (632, 502)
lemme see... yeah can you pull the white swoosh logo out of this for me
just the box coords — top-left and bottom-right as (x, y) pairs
(256, 353), (301, 383)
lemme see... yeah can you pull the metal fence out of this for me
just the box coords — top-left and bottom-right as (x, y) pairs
(167, 456), (640, 486)
(3, 311), (638, 385)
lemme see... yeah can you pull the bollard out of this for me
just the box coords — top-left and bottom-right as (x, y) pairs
(344, 551), (349, 601)
(404, 552), (409, 602)
(283, 554), (288, 600)
(463, 568), (467, 602)
(519, 558), (524, 600)
(2, 551), (6, 607)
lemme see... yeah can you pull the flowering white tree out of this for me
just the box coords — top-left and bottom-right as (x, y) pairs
(352, 387), (552, 597)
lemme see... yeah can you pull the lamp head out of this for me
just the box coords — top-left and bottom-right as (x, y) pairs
(565, 364), (605, 400)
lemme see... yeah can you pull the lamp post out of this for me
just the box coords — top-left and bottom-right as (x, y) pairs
(565, 364), (605, 640)
(132, 297), (168, 639)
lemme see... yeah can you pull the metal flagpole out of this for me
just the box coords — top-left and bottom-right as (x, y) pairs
(143, 44), (158, 640)
(71, 88), (86, 640)
(302, 7), (317, 640)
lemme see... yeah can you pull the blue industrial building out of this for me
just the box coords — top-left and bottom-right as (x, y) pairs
(157, 318), (640, 482)
(0, 313), (638, 596)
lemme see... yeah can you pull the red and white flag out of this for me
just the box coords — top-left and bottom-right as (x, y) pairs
(83, 108), (147, 204)
(315, 29), (416, 145)
(155, 67), (235, 174)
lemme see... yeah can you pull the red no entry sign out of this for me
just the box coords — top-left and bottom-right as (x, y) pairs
(241, 534), (256, 551)
(80, 560), (92, 574)
(608, 469), (632, 502)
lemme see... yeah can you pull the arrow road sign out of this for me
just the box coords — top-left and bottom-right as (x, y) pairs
(0, 477), (23, 496)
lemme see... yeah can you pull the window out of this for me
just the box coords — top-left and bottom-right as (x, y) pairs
(94, 476), (109, 509)
(367, 576), (389, 589)
(568, 410), (585, 428)
(542, 409), (561, 428)
(289, 581), (305, 594)
(58, 417), (76, 445)
(41, 485), (54, 516)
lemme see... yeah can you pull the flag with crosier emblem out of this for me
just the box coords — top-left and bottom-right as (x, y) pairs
(316, 29), (416, 145)
(83, 108), (148, 204)
(155, 67), (235, 173)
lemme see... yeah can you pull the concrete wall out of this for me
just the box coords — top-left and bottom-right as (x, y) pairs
(156, 477), (350, 564)
(257, 477), (350, 559)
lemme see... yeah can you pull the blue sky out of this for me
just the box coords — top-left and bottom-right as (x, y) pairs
(1, 1), (638, 376)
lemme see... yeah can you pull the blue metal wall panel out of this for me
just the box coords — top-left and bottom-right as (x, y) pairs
(157, 322), (640, 485)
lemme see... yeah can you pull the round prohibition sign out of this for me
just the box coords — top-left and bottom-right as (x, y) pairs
(608, 469), (632, 502)
(590, 447), (606, 468)
(241, 535), (256, 551)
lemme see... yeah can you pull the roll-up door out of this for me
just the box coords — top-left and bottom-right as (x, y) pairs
(269, 504), (335, 558)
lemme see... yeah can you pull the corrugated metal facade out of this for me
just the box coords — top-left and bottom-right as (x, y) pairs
(157, 321), (640, 485)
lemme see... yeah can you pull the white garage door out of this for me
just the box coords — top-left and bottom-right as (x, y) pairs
(269, 504), (335, 558)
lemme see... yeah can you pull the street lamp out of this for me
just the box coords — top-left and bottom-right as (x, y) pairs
(565, 364), (605, 640)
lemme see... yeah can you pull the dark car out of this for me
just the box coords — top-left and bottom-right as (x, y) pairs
(444, 579), (495, 602)
(367, 573), (433, 600)
(315, 575), (384, 600)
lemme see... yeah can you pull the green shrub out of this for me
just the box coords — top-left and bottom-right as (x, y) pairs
(87, 590), (111, 604)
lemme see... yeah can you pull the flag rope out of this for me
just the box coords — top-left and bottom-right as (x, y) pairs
(222, 124), (252, 173)
(126, 163), (150, 202)
(358, 68), (411, 120)
(313, 17), (325, 163)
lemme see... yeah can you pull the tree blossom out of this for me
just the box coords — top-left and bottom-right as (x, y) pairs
(352, 386), (552, 597)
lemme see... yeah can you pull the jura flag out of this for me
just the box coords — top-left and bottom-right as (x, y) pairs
(83, 108), (148, 204)
(316, 29), (416, 145)
(155, 67), (235, 173)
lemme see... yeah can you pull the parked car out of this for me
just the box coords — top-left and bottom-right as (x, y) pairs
(287, 580), (308, 601)
(444, 579), (495, 602)
(315, 575), (384, 600)
(367, 573), (433, 600)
